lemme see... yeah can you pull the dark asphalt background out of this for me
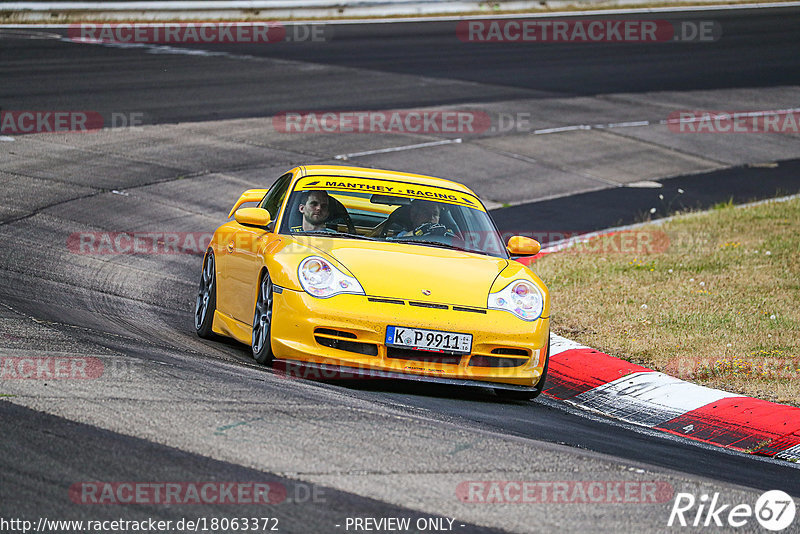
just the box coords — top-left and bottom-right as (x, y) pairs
(493, 159), (800, 239)
(2, 8), (799, 122)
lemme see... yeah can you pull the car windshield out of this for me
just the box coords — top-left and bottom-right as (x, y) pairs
(279, 176), (507, 258)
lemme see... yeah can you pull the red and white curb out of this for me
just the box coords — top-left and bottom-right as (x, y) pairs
(542, 335), (800, 461)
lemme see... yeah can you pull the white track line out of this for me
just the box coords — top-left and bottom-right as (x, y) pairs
(334, 138), (462, 160)
(532, 107), (800, 136)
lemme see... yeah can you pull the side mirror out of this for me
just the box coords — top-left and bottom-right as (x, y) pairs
(506, 236), (541, 256)
(234, 207), (272, 228)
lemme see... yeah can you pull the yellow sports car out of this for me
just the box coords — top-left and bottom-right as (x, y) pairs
(194, 165), (550, 399)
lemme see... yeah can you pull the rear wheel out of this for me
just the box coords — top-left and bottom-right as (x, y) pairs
(495, 332), (550, 401)
(194, 250), (216, 338)
(252, 271), (275, 365)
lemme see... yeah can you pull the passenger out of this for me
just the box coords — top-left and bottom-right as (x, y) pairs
(398, 200), (451, 237)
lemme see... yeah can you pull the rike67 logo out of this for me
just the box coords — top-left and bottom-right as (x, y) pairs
(668, 490), (796, 531)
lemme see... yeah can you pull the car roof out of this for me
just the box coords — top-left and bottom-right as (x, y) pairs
(295, 165), (477, 196)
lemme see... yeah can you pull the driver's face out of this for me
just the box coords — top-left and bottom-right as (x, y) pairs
(300, 191), (329, 226)
(411, 203), (440, 227)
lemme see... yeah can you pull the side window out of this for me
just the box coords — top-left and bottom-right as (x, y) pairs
(260, 172), (292, 220)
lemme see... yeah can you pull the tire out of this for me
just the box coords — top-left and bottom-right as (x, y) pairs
(495, 332), (550, 401)
(194, 250), (217, 338)
(251, 271), (275, 365)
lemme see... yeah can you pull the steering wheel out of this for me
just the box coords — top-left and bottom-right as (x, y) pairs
(327, 213), (357, 234)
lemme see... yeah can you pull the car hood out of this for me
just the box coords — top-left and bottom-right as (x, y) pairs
(326, 241), (509, 308)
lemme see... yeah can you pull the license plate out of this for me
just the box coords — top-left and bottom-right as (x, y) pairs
(386, 326), (472, 354)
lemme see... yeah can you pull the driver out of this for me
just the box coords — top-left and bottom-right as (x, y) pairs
(398, 200), (452, 237)
(295, 190), (331, 232)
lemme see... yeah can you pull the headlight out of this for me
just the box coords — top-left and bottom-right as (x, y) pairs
(488, 280), (544, 321)
(298, 256), (364, 298)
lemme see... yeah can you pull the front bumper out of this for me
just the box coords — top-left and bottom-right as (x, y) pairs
(271, 288), (549, 387)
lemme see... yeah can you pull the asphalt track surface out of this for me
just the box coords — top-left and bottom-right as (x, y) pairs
(1, 8), (799, 122)
(493, 159), (800, 238)
(1, 7), (800, 533)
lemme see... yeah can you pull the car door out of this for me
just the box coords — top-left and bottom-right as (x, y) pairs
(226, 172), (293, 324)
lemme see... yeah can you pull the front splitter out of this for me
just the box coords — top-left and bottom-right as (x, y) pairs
(274, 359), (539, 392)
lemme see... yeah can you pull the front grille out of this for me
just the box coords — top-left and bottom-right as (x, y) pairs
(408, 301), (448, 310)
(314, 328), (377, 356)
(469, 355), (528, 368)
(366, 298), (485, 314)
(315, 336), (378, 356)
(368, 297), (405, 305)
(386, 347), (462, 365)
(315, 328), (356, 339)
(492, 347), (529, 357)
(452, 306), (486, 314)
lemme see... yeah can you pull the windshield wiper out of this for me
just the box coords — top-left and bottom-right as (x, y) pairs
(395, 238), (476, 254)
(292, 230), (376, 240)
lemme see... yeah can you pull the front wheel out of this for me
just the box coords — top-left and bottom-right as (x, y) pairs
(495, 332), (550, 401)
(194, 250), (216, 338)
(252, 271), (275, 365)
